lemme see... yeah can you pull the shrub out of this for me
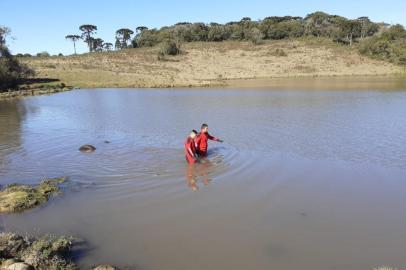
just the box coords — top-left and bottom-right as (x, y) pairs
(36, 51), (50, 57)
(246, 27), (264, 44)
(159, 40), (180, 56)
(269, 48), (288, 57)
(358, 25), (406, 64)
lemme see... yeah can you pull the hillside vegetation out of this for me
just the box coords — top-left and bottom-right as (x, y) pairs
(22, 39), (402, 88)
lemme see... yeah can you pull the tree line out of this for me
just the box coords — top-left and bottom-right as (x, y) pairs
(65, 25), (131, 53)
(62, 12), (406, 64)
(132, 13), (380, 47)
(66, 12), (383, 53)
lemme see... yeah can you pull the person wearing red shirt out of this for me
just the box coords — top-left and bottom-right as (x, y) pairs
(195, 123), (223, 157)
(184, 130), (198, 164)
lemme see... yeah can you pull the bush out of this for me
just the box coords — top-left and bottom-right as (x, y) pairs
(36, 51), (50, 57)
(359, 25), (406, 64)
(159, 40), (180, 56)
(270, 48), (288, 57)
(134, 29), (160, 47)
(208, 25), (230, 41)
(246, 27), (264, 44)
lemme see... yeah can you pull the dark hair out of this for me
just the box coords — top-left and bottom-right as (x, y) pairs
(201, 123), (208, 129)
(192, 129), (198, 134)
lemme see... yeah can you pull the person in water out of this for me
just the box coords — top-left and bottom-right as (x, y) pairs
(195, 123), (223, 157)
(185, 129), (198, 164)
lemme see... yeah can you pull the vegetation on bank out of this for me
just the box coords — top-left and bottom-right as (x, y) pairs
(359, 24), (406, 66)
(21, 39), (402, 89)
(0, 232), (78, 270)
(0, 177), (66, 213)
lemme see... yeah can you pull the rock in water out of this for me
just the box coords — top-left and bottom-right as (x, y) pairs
(79, 144), (96, 153)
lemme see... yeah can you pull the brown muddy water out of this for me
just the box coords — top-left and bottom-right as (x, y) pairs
(1, 86), (406, 270)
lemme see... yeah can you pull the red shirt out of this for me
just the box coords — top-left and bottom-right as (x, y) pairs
(195, 132), (219, 155)
(184, 136), (197, 163)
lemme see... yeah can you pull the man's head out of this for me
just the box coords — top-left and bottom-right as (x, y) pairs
(201, 123), (208, 133)
(190, 129), (198, 139)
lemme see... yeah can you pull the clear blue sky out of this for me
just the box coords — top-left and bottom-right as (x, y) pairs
(2, 0), (406, 55)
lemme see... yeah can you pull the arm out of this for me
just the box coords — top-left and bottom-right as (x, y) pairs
(207, 133), (223, 142)
(187, 144), (196, 159)
(187, 141), (198, 159)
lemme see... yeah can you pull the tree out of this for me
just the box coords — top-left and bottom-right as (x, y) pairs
(190, 23), (209, 41)
(246, 27), (264, 44)
(381, 24), (406, 40)
(136, 26), (148, 33)
(339, 19), (361, 45)
(0, 44), (34, 90)
(115, 28), (134, 49)
(208, 25), (230, 41)
(356, 17), (379, 39)
(36, 51), (50, 57)
(0, 26), (11, 45)
(65, 34), (81, 54)
(304, 11), (331, 37)
(115, 39), (121, 50)
(103, 42), (113, 51)
(134, 29), (160, 47)
(91, 38), (104, 52)
(159, 39), (180, 57)
(79, 24), (97, 52)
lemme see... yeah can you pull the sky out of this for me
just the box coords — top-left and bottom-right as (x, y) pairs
(2, 0), (406, 55)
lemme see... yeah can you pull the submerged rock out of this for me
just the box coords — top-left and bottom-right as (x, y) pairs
(79, 144), (96, 153)
(0, 233), (77, 270)
(0, 177), (66, 213)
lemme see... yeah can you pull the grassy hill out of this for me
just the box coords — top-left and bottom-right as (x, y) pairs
(22, 38), (403, 88)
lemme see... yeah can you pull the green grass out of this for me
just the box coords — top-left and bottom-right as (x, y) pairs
(0, 177), (66, 213)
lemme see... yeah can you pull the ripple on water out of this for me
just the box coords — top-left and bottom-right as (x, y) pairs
(0, 135), (247, 201)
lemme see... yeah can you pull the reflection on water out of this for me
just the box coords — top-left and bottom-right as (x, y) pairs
(0, 86), (406, 270)
(185, 156), (216, 191)
(0, 100), (26, 170)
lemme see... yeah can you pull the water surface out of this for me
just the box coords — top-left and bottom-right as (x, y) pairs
(1, 86), (406, 270)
